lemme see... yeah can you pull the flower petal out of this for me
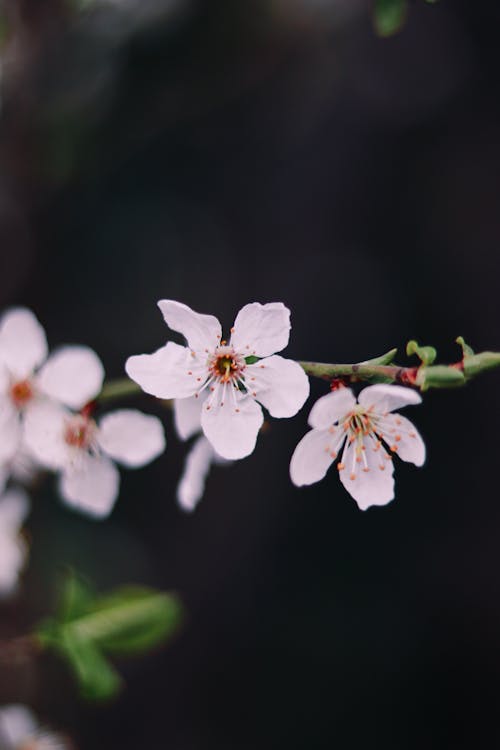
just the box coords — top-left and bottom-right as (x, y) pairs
(375, 413), (426, 466)
(23, 401), (69, 470)
(290, 427), (344, 486)
(0, 308), (48, 378)
(339, 436), (395, 510)
(245, 355), (310, 418)
(0, 491), (29, 598)
(125, 342), (204, 399)
(201, 392), (263, 459)
(0, 488), (30, 529)
(157, 299), (221, 352)
(60, 454), (120, 519)
(98, 409), (166, 468)
(358, 384), (421, 414)
(37, 346), (105, 409)
(230, 302), (291, 357)
(308, 388), (357, 429)
(174, 395), (203, 441)
(177, 435), (215, 512)
(0, 398), (22, 464)
(0, 706), (37, 745)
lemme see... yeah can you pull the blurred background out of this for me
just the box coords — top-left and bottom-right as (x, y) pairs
(0, 0), (500, 747)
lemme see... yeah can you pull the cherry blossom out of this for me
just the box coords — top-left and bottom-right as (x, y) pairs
(290, 384), (425, 510)
(0, 489), (30, 597)
(24, 403), (166, 519)
(173, 396), (229, 512)
(0, 308), (104, 465)
(126, 300), (310, 459)
(0, 704), (71, 750)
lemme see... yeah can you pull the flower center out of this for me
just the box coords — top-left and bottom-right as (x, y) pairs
(64, 414), (96, 450)
(10, 379), (34, 408)
(207, 345), (245, 384)
(343, 406), (375, 438)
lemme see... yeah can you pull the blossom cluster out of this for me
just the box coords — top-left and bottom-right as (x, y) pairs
(0, 301), (426, 596)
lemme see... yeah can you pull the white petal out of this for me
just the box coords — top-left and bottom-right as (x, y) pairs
(0, 705), (37, 745)
(177, 435), (215, 512)
(376, 413), (426, 466)
(37, 346), (104, 409)
(308, 388), (357, 429)
(23, 401), (69, 470)
(290, 428), (344, 486)
(157, 299), (221, 352)
(0, 308), (48, 378)
(201, 392), (263, 459)
(125, 342), (204, 399)
(358, 384), (421, 414)
(339, 436), (395, 510)
(60, 455), (120, 519)
(0, 488), (30, 529)
(98, 409), (166, 468)
(245, 355), (310, 418)
(173, 394), (203, 440)
(0, 464), (9, 495)
(0, 398), (22, 463)
(230, 302), (291, 357)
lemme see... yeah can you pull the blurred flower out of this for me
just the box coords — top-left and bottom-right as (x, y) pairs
(24, 404), (165, 519)
(0, 704), (71, 750)
(290, 385), (425, 510)
(126, 300), (309, 459)
(174, 396), (229, 512)
(0, 308), (104, 466)
(0, 489), (30, 598)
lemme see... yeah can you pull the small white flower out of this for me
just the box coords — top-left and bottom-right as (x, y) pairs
(290, 384), (425, 510)
(126, 300), (310, 460)
(0, 489), (30, 597)
(24, 403), (166, 519)
(173, 397), (229, 512)
(0, 308), (104, 465)
(0, 704), (71, 750)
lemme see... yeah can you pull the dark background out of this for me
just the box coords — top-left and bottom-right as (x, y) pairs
(1, 0), (500, 747)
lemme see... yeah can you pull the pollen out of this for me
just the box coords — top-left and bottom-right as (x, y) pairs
(64, 415), (96, 450)
(10, 379), (34, 408)
(349, 473), (356, 481)
(337, 463), (345, 471)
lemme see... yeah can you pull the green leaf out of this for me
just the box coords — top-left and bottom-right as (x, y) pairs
(35, 573), (184, 702)
(373, 0), (408, 37)
(406, 340), (437, 366)
(245, 355), (260, 365)
(80, 587), (183, 656)
(359, 348), (398, 367)
(58, 568), (95, 623)
(60, 632), (122, 701)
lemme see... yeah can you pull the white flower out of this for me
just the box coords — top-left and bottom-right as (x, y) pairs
(173, 397), (229, 512)
(24, 403), (166, 519)
(126, 300), (310, 459)
(0, 489), (30, 597)
(0, 704), (70, 750)
(0, 308), (104, 465)
(290, 384), (425, 510)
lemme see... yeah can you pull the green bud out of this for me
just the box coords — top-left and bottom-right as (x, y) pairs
(462, 352), (500, 378)
(416, 365), (465, 390)
(456, 336), (475, 359)
(406, 340), (437, 366)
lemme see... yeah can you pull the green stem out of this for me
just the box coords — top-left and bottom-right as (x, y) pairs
(98, 379), (142, 402)
(97, 349), (500, 403)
